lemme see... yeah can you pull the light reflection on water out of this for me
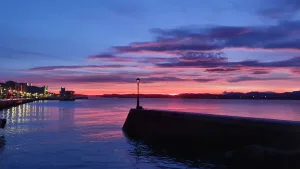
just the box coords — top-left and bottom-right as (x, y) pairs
(0, 98), (299, 169)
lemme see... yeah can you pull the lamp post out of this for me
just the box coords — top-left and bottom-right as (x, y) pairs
(136, 78), (141, 109)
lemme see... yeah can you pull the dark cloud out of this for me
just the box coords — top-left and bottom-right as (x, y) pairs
(88, 53), (179, 64)
(264, 39), (300, 51)
(142, 77), (186, 83)
(61, 75), (133, 83)
(114, 43), (222, 54)
(205, 68), (240, 73)
(110, 20), (300, 55)
(157, 56), (300, 70)
(228, 76), (291, 83)
(156, 52), (231, 68)
(251, 70), (270, 75)
(205, 68), (271, 75)
(88, 54), (116, 59)
(29, 65), (126, 71)
(61, 75), (219, 84)
(140, 57), (176, 63)
(60, 75), (188, 84)
(179, 52), (227, 62)
(24, 71), (216, 84)
(194, 78), (217, 82)
(87, 54), (135, 62)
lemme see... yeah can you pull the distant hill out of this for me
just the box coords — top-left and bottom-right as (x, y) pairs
(91, 91), (300, 100)
(75, 94), (89, 99)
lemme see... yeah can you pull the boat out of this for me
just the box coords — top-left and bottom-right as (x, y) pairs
(0, 119), (6, 129)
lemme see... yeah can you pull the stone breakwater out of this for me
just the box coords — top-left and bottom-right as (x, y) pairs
(123, 108), (300, 169)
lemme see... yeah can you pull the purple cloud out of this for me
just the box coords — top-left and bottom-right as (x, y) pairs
(141, 57), (175, 63)
(29, 65), (127, 71)
(178, 52), (227, 62)
(108, 20), (300, 56)
(251, 70), (271, 75)
(88, 54), (135, 62)
(24, 72), (217, 84)
(114, 43), (222, 55)
(228, 76), (291, 83)
(88, 54), (116, 59)
(157, 56), (300, 69)
(205, 68), (240, 73)
(59, 75), (190, 84)
(194, 78), (217, 82)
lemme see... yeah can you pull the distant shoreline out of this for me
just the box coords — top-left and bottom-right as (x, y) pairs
(88, 91), (300, 100)
(94, 97), (300, 101)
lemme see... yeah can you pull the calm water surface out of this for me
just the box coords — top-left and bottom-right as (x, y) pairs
(1, 98), (300, 169)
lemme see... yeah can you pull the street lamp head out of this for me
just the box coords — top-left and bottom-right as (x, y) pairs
(136, 78), (140, 84)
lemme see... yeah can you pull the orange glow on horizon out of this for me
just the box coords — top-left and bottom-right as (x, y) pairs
(47, 84), (299, 96)
(25, 78), (300, 95)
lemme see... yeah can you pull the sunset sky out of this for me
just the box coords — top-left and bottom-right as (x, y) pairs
(1, 0), (300, 95)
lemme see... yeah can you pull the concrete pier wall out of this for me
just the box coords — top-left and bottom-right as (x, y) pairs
(123, 109), (300, 151)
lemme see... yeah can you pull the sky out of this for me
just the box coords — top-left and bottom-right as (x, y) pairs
(1, 0), (300, 95)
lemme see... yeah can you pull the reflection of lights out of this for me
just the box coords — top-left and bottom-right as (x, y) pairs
(12, 107), (16, 119)
(25, 104), (29, 115)
(0, 101), (53, 129)
(6, 109), (10, 119)
(18, 106), (22, 123)
(22, 104), (26, 114)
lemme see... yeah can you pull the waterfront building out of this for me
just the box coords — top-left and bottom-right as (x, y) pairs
(0, 83), (4, 98)
(59, 87), (75, 101)
(28, 86), (48, 95)
(18, 83), (29, 93)
(1, 81), (48, 98)
(4, 81), (18, 91)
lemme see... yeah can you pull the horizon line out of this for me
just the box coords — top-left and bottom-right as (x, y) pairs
(81, 90), (300, 96)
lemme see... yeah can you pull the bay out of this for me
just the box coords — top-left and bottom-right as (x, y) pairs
(0, 98), (300, 169)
